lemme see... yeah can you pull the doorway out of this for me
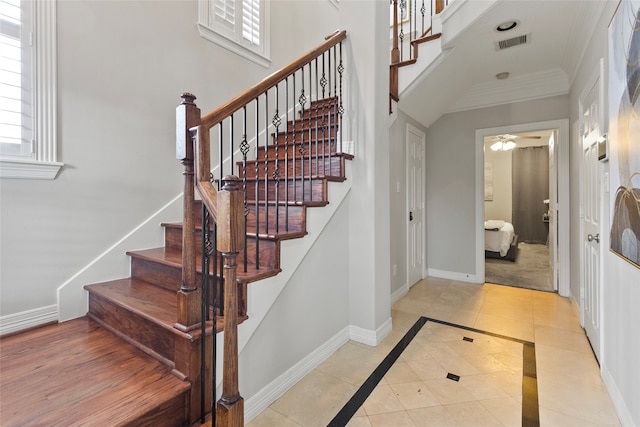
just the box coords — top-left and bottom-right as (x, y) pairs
(475, 120), (570, 297)
(483, 130), (555, 292)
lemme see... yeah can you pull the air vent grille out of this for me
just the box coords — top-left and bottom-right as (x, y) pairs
(496, 34), (529, 50)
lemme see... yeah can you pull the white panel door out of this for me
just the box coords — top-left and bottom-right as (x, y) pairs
(407, 124), (425, 287)
(581, 76), (602, 361)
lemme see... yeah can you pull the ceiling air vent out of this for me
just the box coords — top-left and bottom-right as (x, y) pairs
(496, 34), (529, 50)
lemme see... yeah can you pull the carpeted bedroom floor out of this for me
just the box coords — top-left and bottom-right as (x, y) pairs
(485, 242), (554, 292)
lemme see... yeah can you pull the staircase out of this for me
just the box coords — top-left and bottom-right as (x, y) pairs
(79, 33), (349, 426)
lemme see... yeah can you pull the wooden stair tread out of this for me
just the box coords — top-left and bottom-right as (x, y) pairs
(85, 278), (181, 330)
(161, 221), (307, 241)
(127, 247), (282, 285)
(0, 317), (190, 427)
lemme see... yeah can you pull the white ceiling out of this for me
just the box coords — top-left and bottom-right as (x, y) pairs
(398, 0), (618, 127)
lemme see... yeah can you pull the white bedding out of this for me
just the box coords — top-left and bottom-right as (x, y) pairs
(484, 221), (515, 257)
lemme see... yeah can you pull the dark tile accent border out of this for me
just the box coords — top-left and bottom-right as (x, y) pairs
(327, 316), (539, 427)
(326, 317), (428, 426)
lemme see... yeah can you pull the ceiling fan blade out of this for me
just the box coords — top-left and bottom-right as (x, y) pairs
(517, 135), (542, 139)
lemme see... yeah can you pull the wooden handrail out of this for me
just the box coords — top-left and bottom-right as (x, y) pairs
(201, 30), (346, 129)
(177, 30), (348, 426)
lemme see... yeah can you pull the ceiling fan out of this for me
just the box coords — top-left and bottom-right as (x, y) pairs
(490, 133), (541, 151)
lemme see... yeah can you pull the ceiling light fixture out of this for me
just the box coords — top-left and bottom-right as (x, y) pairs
(490, 140), (517, 151)
(496, 20), (518, 32)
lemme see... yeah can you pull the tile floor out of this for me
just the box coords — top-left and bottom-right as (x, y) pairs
(246, 278), (621, 426)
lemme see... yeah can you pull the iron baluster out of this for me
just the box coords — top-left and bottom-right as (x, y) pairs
(254, 98), (260, 269)
(200, 202), (209, 423)
(314, 58), (320, 180)
(321, 52), (327, 177)
(272, 83), (281, 234)
(421, 0), (426, 35)
(292, 75), (297, 203)
(284, 77), (290, 232)
(299, 67), (306, 201)
(240, 106), (249, 273)
(307, 63), (313, 202)
(399, 0), (405, 61)
(333, 45), (338, 156)
(338, 41), (344, 153)
(264, 92), (269, 236)
(218, 122), (224, 190)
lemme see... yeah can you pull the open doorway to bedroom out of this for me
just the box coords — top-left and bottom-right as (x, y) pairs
(482, 129), (556, 292)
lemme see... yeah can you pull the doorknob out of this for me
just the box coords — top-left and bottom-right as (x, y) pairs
(587, 233), (600, 243)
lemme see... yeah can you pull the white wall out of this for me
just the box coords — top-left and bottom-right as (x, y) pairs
(424, 95), (569, 278)
(568, 1), (640, 424)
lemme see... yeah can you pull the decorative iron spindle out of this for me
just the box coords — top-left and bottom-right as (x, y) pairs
(218, 123), (224, 189)
(338, 41), (344, 153)
(272, 84), (281, 234)
(240, 106), (249, 273)
(421, 0), (426, 34)
(321, 52), (327, 177)
(299, 68), (306, 200)
(399, 0), (405, 60)
(292, 75), (298, 202)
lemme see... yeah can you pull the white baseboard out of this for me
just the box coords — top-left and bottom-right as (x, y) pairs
(0, 305), (57, 336)
(601, 365), (635, 426)
(427, 268), (482, 283)
(391, 283), (409, 305)
(349, 317), (393, 347)
(244, 326), (350, 422)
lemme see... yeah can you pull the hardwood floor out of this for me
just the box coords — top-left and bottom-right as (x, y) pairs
(0, 318), (190, 427)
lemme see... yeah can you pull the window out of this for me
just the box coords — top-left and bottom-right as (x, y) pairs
(0, 0), (61, 179)
(198, 0), (270, 68)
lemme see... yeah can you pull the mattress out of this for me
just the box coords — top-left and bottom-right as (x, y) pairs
(484, 220), (515, 257)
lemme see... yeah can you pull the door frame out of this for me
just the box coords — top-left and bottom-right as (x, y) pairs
(407, 122), (427, 286)
(475, 119), (570, 296)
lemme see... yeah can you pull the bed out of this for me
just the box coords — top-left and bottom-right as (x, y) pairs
(484, 220), (519, 262)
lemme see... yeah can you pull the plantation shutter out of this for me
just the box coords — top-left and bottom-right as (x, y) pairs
(242, 0), (260, 46)
(0, 0), (32, 157)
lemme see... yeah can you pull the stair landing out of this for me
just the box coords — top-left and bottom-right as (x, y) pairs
(0, 317), (190, 427)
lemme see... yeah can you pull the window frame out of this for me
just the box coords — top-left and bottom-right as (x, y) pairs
(197, 0), (271, 69)
(0, 0), (61, 180)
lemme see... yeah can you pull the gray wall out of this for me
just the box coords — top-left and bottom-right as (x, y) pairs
(425, 95), (569, 276)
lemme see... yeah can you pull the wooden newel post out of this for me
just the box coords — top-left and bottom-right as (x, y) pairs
(216, 175), (245, 427)
(176, 92), (202, 332)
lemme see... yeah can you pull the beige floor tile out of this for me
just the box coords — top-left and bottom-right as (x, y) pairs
(474, 312), (535, 342)
(346, 416), (373, 427)
(463, 352), (513, 374)
(443, 401), (503, 426)
(406, 357), (448, 380)
(316, 342), (385, 386)
(407, 406), (458, 427)
(389, 381), (441, 410)
(459, 373), (510, 400)
(423, 378), (476, 405)
(432, 355), (481, 376)
(269, 369), (357, 427)
(368, 411), (417, 427)
(391, 309), (422, 333)
(535, 343), (604, 388)
(362, 384), (405, 415)
(423, 305), (480, 328)
(539, 406), (614, 427)
(246, 408), (301, 427)
(486, 369), (523, 397)
(537, 377), (620, 425)
(383, 361), (421, 384)
(479, 396), (522, 426)
(534, 325), (594, 354)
